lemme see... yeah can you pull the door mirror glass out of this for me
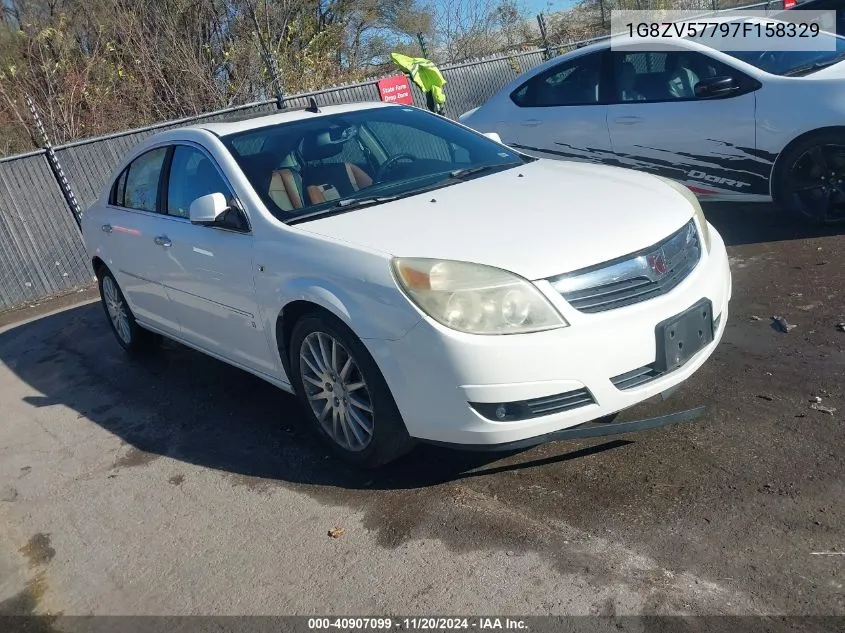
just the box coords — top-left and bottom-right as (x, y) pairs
(694, 76), (738, 99)
(483, 132), (503, 144)
(189, 192), (229, 225)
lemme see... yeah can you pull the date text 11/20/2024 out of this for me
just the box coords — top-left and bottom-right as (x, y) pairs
(307, 618), (528, 630)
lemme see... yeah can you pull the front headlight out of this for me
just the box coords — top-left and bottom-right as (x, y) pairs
(391, 258), (569, 335)
(655, 176), (712, 253)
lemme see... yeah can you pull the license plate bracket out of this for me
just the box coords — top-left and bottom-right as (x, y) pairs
(654, 298), (714, 374)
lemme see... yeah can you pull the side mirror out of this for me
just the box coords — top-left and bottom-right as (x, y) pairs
(189, 192), (229, 225)
(694, 76), (738, 99)
(483, 131), (503, 144)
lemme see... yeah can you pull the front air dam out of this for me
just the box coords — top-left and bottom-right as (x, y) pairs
(419, 405), (707, 452)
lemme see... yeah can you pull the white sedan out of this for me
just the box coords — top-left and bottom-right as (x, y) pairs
(82, 102), (731, 467)
(460, 17), (845, 224)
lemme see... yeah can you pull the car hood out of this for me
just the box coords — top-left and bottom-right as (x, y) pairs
(296, 160), (696, 280)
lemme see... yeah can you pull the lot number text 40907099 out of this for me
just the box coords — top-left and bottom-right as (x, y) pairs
(307, 618), (529, 630)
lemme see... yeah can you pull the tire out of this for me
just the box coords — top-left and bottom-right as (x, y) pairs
(288, 312), (414, 468)
(773, 129), (845, 225)
(97, 268), (160, 355)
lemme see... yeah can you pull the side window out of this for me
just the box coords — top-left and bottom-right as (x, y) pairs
(166, 146), (233, 219)
(364, 120), (451, 162)
(612, 50), (750, 103)
(333, 140), (367, 165)
(110, 168), (128, 206)
(510, 52), (602, 107)
(123, 147), (168, 212)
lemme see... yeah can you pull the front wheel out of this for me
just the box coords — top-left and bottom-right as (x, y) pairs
(774, 131), (845, 225)
(289, 313), (414, 468)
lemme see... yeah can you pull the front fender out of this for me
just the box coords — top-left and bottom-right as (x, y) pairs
(264, 274), (422, 347)
(279, 278), (356, 333)
(253, 230), (423, 363)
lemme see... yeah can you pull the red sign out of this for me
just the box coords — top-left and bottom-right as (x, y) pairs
(784, 0), (796, 7)
(377, 75), (413, 105)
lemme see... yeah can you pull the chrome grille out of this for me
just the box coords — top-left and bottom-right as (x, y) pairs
(550, 220), (701, 314)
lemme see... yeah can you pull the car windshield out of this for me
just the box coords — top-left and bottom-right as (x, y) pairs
(221, 105), (529, 223)
(716, 25), (845, 76)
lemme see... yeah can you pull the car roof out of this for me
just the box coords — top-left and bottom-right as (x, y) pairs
(678, 14), (791, 25)
(186, 101), (397, 138)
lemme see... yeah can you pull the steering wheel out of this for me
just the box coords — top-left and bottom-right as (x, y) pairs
(376, 153), (416, 182)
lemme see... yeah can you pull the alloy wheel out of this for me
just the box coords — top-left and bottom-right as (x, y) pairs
(788, 143), (845, 223)
(102, 275), (131, 345)
(299, 331), (374, 452)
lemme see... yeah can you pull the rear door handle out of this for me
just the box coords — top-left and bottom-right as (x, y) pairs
(614, 116), (644, 125)
(154, 235), (172, 248)
(101, 224), (113, 233)
(519, 119), (542, 127)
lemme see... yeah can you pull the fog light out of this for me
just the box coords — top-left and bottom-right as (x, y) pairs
(469, 388), (595, 422)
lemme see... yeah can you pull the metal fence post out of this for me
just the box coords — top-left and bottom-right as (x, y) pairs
(25, 95), (83, 231)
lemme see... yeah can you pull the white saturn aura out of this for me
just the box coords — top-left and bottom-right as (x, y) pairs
(82, 101), (732, 467)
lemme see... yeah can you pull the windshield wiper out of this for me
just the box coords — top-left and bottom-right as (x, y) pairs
(286, 180), (459, 225)
(783, 53), (845, 76)
(286, 195), (400, 224)
(449, 163), (519, 179)
(286, 164), (522, 225)
(334, 195), (401, 210)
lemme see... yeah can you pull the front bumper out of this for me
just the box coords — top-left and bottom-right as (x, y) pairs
(366, 223), (732, 446)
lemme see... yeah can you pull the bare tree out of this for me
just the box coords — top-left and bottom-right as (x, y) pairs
(0, 0), (535, 157)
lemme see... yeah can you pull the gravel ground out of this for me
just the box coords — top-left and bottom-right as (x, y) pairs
(0, 202), (843, 623)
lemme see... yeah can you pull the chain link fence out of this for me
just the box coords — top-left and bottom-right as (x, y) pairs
(0, 0), (785, 311)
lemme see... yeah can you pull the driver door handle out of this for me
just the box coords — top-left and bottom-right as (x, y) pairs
(101, 224), (113, 233)
(154, 235), (172, 248)
(519, 119), (542, 127)
(614, 116), (644, 125)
